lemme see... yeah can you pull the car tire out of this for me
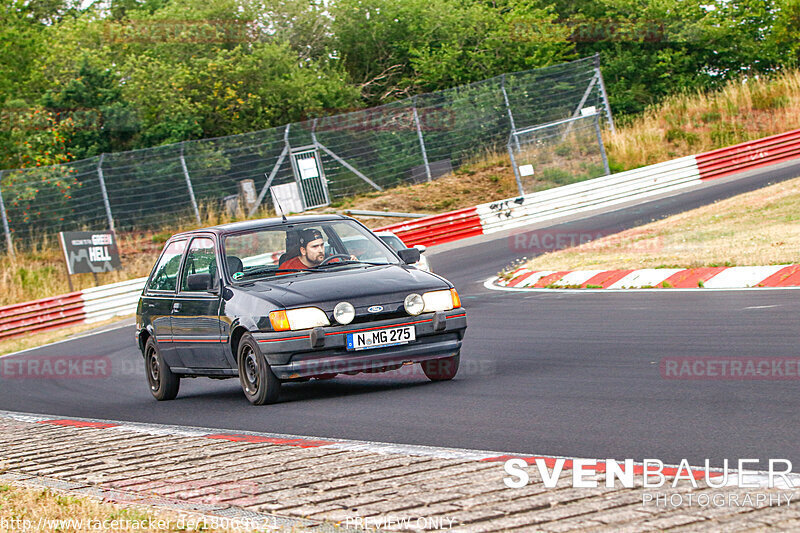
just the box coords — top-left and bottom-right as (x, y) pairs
(421, 353), (460, 381)
(145, 337), (180, 400)
(238, 333), (280, 405)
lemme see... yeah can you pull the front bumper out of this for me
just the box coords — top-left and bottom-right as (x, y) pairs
(252, 310), (467, 380)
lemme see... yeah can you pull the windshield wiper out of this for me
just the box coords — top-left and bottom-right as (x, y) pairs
(314, 260), (389, 269)
(235, 266), (316, 279)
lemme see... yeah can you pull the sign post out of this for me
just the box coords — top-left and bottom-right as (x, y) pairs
(58, 231), (122, 291)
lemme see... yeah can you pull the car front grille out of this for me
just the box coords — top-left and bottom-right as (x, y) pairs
(349, 309), (409, 324)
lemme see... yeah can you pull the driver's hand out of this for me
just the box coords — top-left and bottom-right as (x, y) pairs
(350, 254), (357, 260)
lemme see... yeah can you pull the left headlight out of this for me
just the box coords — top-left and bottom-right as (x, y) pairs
(270, 307), (330, 331)
(422, 289), (461, 313)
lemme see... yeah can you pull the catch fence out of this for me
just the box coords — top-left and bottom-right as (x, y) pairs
(0, 54), (613, 252)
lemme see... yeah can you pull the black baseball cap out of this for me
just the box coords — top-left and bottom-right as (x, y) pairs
(299, 228), (323, 247)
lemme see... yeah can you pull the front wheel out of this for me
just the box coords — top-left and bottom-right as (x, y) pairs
(144, 337), (180, 400)
(238, 334), (280, 405)
(421, 353), (460, 381)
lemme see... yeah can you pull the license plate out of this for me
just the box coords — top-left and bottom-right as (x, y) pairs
(346, 325), (415, 351)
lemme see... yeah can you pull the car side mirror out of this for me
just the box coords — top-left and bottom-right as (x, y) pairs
(187, 273), (214, 291)
(414, 244), (427, 254)
(398, 247), (421, 264)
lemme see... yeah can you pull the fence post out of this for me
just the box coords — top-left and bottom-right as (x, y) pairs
(96, 154), (115, 231)
(501, 74), (520, 151)
(250, 124), (291, 216)
(0, 171), (14, 257)
(507, 143), (525, 196)
(412, 97), (432, 181)
(594, 114), (611, 176)
(180, 143), (202, 224)
(594, 53), (616, 134)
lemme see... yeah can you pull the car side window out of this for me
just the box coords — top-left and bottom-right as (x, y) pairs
(180, 237), (218, 292)
(147, 240), (186, 292)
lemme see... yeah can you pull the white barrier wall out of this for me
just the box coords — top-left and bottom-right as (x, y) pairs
(477, 156), (701, 233)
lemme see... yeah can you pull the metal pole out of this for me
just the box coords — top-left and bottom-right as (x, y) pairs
(501, 74), (520, 151)
(250, 124), (291, 216)
(96, 153), (115, 231)
(412, 97), (432, 181)
(180, 143), (202, 224)
(562, 74), (598, 140)
(507, 142), (525, 196)
(594, 114), (611, 176)
(594, 53), (616, 134)
(0, 171), (14, 257)
(572, 74), (598, 119)
(315, 141), (383, 192)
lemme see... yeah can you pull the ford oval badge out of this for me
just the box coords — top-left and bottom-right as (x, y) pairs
(367, 305), (383, 313)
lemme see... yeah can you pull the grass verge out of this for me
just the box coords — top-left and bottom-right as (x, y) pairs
(0, 482), (241, 532)
(514, 176), (800, 272)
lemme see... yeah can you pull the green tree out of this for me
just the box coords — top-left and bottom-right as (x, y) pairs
(331, 0), (574, 103)
(40, 60), (141, 159)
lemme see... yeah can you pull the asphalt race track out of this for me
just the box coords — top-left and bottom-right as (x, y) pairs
(1, 161), (799, 470)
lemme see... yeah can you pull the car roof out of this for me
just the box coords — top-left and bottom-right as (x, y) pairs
(170, 214), (349, 239)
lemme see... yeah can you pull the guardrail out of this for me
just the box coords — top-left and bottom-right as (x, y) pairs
(382, 127), (800, 246)
(696, 129), (800, 180)
(378, 207), (483, 247)
(0, 278), (146, 341)
(4, 127), (800, 341)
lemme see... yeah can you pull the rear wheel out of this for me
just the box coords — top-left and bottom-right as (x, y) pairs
(144, 337), (180, 400)
(421, 353), (460, 381)
(238, 334), (280, 405)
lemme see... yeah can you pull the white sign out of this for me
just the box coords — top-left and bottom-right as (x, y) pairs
(580, 106), (597, 117)
(519, 164), (534, 177)
(298, 157), (319, 180)
(269, 182), (304, 215)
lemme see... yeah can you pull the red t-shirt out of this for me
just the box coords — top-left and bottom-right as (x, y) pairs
(277, 255), (308, 274)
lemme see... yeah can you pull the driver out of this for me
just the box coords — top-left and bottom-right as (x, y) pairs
(279, 228), (326, 270)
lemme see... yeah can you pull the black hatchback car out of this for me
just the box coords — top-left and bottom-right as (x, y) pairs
(136, 215), (467, 404)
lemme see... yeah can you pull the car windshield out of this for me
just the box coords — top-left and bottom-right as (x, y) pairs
(223, 220), (400, 281)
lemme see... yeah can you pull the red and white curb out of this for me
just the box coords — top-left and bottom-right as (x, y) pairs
(2, 409), (796, 490)
(488, 264), (800, 291)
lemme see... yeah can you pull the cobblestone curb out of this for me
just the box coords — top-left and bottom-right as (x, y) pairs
(1, 411), (798, 532)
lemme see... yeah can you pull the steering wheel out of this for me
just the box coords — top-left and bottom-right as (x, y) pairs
(319, 254), (353, 266)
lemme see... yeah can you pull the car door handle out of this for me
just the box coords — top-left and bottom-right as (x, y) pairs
(172, 302), (182, 312)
